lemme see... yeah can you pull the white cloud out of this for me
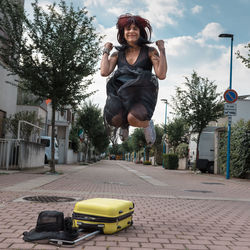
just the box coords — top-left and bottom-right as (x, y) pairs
(107, 7), (125, 16)
(139, 0), (184, 28)
(197, 22), (224, 42)
(83, 0), (106, 7)
(97, 24), (117, 46)
(191, 5), (202, 14)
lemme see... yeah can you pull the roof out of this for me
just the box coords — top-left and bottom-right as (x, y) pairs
(238, 95), (250, 100)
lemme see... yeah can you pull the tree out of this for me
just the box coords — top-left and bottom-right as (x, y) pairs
(0, 0), (102, 172)
(236, 43), (250, 68)
(172, 71), (224, 164)
(130, 128), (151, 161)
(77, 101), (109, 162)
(166, 117), (189, 153)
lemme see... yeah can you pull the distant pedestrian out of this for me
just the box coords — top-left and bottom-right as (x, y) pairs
(101, 13), (167, 145)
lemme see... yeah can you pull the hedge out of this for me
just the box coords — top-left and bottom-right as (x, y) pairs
(163, 154), (178, 170)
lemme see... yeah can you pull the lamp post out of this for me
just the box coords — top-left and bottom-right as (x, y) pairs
(161, 99), (168, 168)
(219, 33), (234, 179)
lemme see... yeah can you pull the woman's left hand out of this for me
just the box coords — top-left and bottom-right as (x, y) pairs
(156, 40), (165, 51)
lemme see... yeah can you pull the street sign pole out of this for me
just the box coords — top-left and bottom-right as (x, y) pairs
(226, 36), (234, 179)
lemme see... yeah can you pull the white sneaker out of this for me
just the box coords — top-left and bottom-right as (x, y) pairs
(144, 120), (156, 146)
(119, 127), (129, 141)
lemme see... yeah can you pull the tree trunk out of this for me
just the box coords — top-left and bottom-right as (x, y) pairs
(84, 138), (89, 163)
(49, 104), (56, 173)
(145, 146), (150, 161)
(195, 132), (201, 169)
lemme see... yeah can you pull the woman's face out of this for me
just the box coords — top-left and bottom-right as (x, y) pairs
(124, 24), (140, 44)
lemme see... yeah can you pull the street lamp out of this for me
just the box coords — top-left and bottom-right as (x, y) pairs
(219, 33), (234, 179)
(161, 99), (168, 168)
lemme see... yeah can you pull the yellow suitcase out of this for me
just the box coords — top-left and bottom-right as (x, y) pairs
(72, 198), (134, 234)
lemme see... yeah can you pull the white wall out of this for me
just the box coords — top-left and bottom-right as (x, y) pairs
(67, 149), (78, 164)
(0, 65), (18, 117)
(232, 99), (250, 123)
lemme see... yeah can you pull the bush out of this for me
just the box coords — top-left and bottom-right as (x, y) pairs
(218, 120), (250, 178)
(163, 154), (178, 169)
(143, 160), (151, 165)
(176, 143), (189, 159)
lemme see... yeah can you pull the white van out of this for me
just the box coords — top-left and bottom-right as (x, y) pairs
(40, 136), (59, 163)
(188, 126), (217, 173)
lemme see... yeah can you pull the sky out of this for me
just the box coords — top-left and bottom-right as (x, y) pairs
(24, 0), (250, 127)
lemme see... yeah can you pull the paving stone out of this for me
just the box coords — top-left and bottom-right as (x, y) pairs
(0, 161), (250, 250)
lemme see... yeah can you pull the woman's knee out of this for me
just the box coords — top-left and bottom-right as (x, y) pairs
(111, 113), (123, 127)
(127, 113), (149, 128)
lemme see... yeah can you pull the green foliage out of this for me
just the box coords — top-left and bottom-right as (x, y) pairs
(77, 101), (109, 154)
(131, 128), (146, 151)
(172, 71), (224, 134)
(163, 153), (179, 170)
(176, 143), (189, 159)
(121, 137), (133, 153)
(0, 0), (102, 107)
(218, 120), (250, 178)
(172, 71), (224, 162)
(4, 111), (42, 141)
(236, 43), (250, 68)
(69, 124), (80, 153)
(166, 117), (189, 152)
(108, 144), (123, 155)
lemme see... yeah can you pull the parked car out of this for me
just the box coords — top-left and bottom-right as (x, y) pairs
(40, 136), (59, 164)
(109, 154), (116, 160)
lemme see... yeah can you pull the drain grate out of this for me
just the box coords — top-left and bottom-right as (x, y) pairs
(202, 182), (224, 185)
(185, 190), (213, 193)
(23, 196), (76, 203)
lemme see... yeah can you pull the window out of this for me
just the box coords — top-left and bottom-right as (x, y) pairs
(0, 110), (6, 138)
(41, 139), (50, 147)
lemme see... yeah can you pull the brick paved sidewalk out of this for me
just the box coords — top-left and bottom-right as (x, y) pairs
(0, 160), (250, 250)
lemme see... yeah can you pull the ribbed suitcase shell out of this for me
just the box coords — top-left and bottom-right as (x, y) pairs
(72, 198), (134, 234)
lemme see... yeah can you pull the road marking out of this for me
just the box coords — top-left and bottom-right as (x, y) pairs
(116, 162), (168, 186)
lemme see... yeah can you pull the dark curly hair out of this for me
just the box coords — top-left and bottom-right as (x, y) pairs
(116, 13), (152, 47)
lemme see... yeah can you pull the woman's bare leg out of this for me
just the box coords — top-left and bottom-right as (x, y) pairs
(127, 113), (149, 128)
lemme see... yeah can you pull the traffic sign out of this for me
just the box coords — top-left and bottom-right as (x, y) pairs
(224, 103), (237, 116)
(224, 89), (238, 103)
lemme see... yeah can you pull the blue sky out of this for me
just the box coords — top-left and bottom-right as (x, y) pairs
(24, 0), (250, 126)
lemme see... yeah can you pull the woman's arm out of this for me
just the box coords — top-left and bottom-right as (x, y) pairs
(100, 42), (118, 76)
(149, 40), (167, 80)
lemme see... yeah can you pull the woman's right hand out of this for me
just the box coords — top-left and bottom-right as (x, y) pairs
(104, 42), (113, 52)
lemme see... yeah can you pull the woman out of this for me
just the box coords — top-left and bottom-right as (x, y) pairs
(101, 14), (167, 145)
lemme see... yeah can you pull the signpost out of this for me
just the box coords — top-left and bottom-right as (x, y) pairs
(224, 89), (238, 179)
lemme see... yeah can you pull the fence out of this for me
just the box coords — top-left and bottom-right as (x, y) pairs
(0, 139), (19, 170)
(0, 138), (45, 170)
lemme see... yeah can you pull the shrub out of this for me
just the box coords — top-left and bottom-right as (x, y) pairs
(143, 160), (151, 165)
(176, 143), (189, 159)
(218, 120), (250, 178)
(163, 154), (178, 169)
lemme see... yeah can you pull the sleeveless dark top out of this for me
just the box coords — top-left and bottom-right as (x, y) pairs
(117, 45), (152, 71)
(104, 45), (158, 126)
